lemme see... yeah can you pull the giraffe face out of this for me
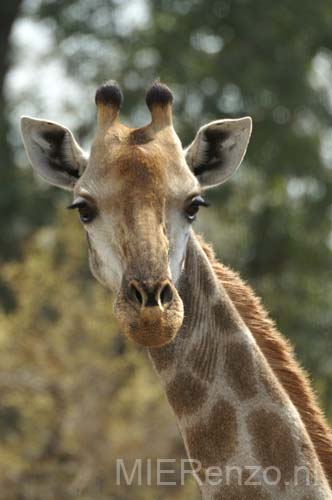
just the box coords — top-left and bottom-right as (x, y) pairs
(20, 81), (252, 347)
(74, 118), (198, 346)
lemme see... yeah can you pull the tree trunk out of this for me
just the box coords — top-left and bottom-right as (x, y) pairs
(0, 1), (23, 308)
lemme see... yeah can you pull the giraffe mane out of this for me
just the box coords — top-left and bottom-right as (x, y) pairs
(196, 234), (332, 486)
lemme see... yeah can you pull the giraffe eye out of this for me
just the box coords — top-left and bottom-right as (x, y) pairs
(67, 197), (97, 224)
(185, 196), (209, 222)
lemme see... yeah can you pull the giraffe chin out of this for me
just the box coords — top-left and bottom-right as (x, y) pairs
(114, 297), (184, 348)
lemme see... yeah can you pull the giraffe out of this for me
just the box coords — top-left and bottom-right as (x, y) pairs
(20, 81), (332, 499)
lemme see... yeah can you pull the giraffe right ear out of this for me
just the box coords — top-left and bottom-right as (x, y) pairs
(20, 116), (88, 191)
(184, 117), (252, 189)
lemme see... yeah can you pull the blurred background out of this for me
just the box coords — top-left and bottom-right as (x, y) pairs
(0, 0), (331, 498)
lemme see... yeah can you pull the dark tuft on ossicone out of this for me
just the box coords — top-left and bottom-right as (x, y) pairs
(146, 81), (173, 110)
(95, 80), (123, 108)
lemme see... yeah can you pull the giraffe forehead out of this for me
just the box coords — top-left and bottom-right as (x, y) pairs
(113, 146), (167, 189)
(77, 147), (163, 204)
(82, 138), (197, 204)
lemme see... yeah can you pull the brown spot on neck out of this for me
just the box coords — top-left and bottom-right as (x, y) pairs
(186, 399), (237, 469)
(247, 408), (299, 489)
(212, 301), (242, 334)
(224, 341), (258, 400)
(166, 371), (208, 417)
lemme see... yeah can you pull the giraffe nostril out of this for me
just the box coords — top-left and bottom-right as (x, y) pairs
(134, 287), (143, 305)
(159, 282), (173, 306)
(127, 279), (174, 309)
(128, 282), (144, 306)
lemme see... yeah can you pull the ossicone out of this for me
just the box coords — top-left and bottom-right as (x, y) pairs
(95, 80), (123, 127)
(145, 81), (174, 129)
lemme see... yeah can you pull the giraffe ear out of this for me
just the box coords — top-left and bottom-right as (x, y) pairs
(20, 116), (88, 191)
(184, 117), (252, 189)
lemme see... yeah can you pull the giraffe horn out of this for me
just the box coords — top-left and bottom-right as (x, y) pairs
(95, 80), (123, 128)
(145, 81), (173, 130)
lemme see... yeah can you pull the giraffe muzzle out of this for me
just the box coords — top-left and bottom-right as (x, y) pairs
(114, 276), (184, 348)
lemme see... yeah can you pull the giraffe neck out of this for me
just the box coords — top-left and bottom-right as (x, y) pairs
(149, 232), (330, 499)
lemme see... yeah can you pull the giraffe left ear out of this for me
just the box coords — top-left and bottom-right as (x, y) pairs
(20, 116), (88, 191)
(184, 117), (252, 189)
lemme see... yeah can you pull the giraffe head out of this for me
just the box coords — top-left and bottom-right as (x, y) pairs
(20, 81), (252, 347)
